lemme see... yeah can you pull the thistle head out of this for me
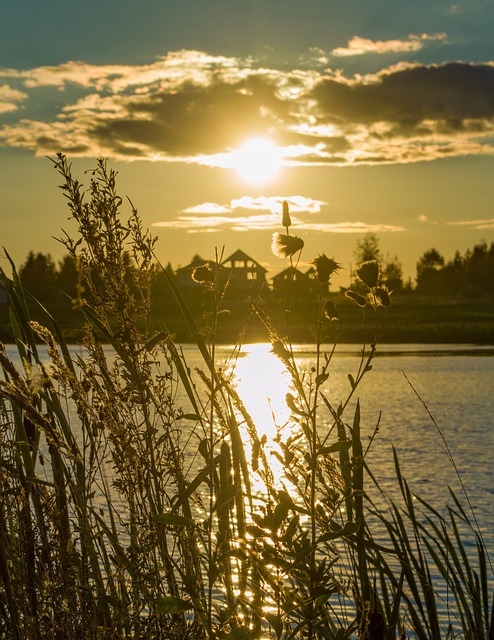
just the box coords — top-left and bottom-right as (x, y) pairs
(355, 260), (380, 289)
(271, 232), (304, 258)
(371, 285), (392, 309)
(310, 254), (341, 284)
(323, 299), (339, 321)
(192, 263), (215, 284)
(345, 290), (367, 307)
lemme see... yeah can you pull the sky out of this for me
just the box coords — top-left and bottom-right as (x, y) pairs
(1, 0), (494, 289)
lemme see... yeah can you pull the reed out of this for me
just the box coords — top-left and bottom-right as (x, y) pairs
(0, 154), (491, 639)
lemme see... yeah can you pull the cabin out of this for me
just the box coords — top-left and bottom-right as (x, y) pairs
(272, 266), (318, 300)
(221, 250), (268, 297)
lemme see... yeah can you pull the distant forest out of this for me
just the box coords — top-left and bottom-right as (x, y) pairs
(4, 235), (494, 318)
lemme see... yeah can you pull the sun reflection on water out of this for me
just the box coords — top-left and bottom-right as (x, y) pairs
(232, 342), (292, 440)
(226, 342), (298, 493)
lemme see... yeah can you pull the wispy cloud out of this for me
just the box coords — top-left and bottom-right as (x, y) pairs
(447, 218), (494, 229)
(183, 202), (232, 215)
(2, 50), (494, 167)
(153, 195), (405, 234)
(332, 33), (447, 57)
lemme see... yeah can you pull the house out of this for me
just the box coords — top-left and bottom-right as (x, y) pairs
(221, 250), (268, 297)
(272, 266), (318, 299)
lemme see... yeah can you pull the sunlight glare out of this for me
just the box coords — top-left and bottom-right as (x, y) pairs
(230, 343), (297, 492)
(233, 138), (283, 184)
(233, 343), (291, 439)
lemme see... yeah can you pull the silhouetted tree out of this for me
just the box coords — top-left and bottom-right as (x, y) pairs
(383, 256), (404, 292)
(416, 249), (445, 293)
(464, 242), (494, 296)
(354, 234), (404, 292)
(56, 254), (79, 309)
(19, 251), (58, 307)
(354, 233), (382, 264)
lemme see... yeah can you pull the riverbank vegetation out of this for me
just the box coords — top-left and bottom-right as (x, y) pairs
(2, 282), (494, 346)
(0, 155), (492, 639)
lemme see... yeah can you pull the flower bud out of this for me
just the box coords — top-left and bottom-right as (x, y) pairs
(282, 200), (291, 229)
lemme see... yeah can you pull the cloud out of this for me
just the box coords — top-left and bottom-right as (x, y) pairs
(183, 202), (232, 215)
(297, 221), (405, 233)
(230, 195), (326, 214)
(447, 218), (494, 229)
(0, 84), (27, 114)
(332, 33), (447, 57)
(2, 51), (494, 166)
(152, 196), (405, 234)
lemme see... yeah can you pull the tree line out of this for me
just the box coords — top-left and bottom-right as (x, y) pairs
(7, 234), (494, 315)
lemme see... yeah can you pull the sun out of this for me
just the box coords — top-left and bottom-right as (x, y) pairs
(233, 137), (283, 184)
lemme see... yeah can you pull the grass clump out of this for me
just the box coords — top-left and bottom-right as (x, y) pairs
(0, 155), (492, 639)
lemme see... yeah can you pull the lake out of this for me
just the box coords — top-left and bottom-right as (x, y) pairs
(212, 342), (494, 526)
(5, 340), (493, 538)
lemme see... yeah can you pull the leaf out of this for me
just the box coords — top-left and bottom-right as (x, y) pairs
(144, 331), (168, 352)
(213, 484), (238, 513)
(317, 520), (360, 543)
(180, 413), (202, 421)
(319, 441), (352, 455)
(246, 524), (267, 538)
(265, 613), (283, 638)
(315, 372), (329, 386)
(173, 472), (208, 509)
(348, 373), (356, 389)
(154, 513), (195, 528)
(155, 595), (192, 614)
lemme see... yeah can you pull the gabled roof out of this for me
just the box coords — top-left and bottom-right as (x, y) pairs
(272, 266), (311, 282)
(222, 249), (267, 272)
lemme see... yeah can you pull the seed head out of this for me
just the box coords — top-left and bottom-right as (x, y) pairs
(373, 285), (391, 308)
(355, 260), (380, 289)
(345, 290), (367, 307)
(192, 264), (215, 284)
(323, 299), (339, 321)
(271, 232), (304, 258)
(310, 254), (341, 284)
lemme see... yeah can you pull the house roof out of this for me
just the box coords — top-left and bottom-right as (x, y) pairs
(222, 249), (267, 272)
(272, 266), (311, 282)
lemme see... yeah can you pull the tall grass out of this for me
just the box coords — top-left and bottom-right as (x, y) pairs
(0, 153), (492, 639)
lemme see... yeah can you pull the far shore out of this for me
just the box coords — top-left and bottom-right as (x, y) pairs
(2, 292), (493, 346)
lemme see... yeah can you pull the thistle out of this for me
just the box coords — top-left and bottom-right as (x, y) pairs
(355, 260), (380, 289)
(310, 254), (341, 284)
(271, 232), (304, 259)
(192, 263), (215, 284)
(345, 290), (367, 307)
(323, 299), (339, 321)
(371, 285), (392, 308)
